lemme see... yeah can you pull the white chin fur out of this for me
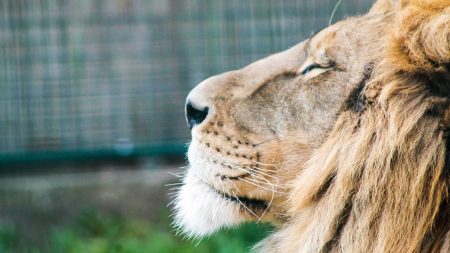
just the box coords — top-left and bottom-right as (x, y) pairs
(174, 172), (243, 238)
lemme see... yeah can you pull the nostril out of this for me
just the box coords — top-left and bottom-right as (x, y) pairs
(186, 101), (209, 129)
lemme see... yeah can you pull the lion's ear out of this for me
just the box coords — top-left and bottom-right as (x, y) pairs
(387, 1), (450, 74)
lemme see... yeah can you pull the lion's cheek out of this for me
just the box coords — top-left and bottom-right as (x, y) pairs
(173, 173), (244, 237)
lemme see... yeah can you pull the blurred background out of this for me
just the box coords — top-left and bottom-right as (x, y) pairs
(0, 0), (372, 252)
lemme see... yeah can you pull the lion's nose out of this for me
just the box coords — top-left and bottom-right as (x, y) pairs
(185, 100), (209, 129)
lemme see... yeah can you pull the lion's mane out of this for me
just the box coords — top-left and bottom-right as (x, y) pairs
(259, 1), (450, 252)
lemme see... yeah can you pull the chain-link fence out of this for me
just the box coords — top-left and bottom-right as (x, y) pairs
(0, 0), (373, 162)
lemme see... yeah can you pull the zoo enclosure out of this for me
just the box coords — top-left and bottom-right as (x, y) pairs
(0, 0), (373, 164)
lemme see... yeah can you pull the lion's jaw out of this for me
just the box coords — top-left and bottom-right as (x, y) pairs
(174, 171), (243, 237)
(174, 136), (256, 237)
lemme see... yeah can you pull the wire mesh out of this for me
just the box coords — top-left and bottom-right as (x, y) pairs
(0, 0), (373, 160)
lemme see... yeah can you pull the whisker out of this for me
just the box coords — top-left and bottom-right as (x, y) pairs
(167, 187), (182, 193)
(167, 192), (179, 197)
(238, 177), (285, 194)
(250, 166), (278, 173)
(225, 179), (262, 219)
(225, 163), (280, 185)
(222, 160), (279, 172)
(232, 191), (261, 220)
(223, 161), (275, 173)
(244, 178), (285, 195)
(245, 166), (280, 181)
(252, 161), (280, 167)
(168, 172), (185, 178)
(228, 165), (278, 222)
(253, 173), (275, 222)
(253, 138), (278, 146)
(225, 162), (281, 183)
(165, 182), (185, 187)
(241, 168), (273, 188)
(329, 0), (344, 26)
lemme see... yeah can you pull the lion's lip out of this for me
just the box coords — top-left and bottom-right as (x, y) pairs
(216, 190), (268, 211)
(202, 180), (268, 212)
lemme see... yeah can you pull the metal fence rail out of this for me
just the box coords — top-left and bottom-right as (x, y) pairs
(0, 0), (372, 162)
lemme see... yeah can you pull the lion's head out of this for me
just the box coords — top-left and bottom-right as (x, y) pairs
(174, 0), (450, 251)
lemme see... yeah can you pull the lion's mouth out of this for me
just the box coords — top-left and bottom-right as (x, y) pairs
(216, 190), (269, 212)
(202, 180), (268, 212)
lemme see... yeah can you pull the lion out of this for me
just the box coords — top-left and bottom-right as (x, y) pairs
(173, 0), (450, 252)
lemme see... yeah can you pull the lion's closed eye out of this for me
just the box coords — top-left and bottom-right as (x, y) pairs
(298, 58), (335, 79)
(300, 64), (323, 75)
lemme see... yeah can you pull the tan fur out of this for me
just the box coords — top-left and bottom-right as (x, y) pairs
(179, 0), (450, 251)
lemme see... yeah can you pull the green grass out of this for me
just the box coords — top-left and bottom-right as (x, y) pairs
(0, 208), (272, 253)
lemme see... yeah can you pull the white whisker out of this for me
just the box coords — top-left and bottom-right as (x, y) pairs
(251, 166), (278, 173)
(227, 165), (277, 222)
(246, 166), (280, 181)
(329, 0), (344, 26)
(237, 177), (284, 194)
(168, 171), (185, 178)
(224, 161), (281, 183)
(253, 172), (275, 222)
(225, 179), (261, 220)
(222, 161), (272, 173)
(225, 163), (278, 185)
(165, 182), (185, 187)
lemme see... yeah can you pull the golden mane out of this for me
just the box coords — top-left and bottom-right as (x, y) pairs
(259, 1), (450, 252)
